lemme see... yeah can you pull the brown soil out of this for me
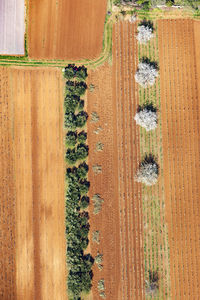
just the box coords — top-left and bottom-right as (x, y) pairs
(87, 63), (121, 300)
(9, 67), (67, 300)
(112, 21), (144, 300)
(158, 19), (200, 299)
(0, 67), (16, 299)
(28, 0), (107, 60)
(87, 21), (144, 300)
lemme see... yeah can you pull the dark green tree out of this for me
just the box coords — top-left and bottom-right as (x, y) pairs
(77, 162), (89, 179)
(76, 143), (89, 160)
(64, 113), (76, 129)
(64, 95), (80, 113)
(66, 148), (77, 165)
(76, 111), (88, 128)
(64, 64), (76, 79)
(77, 131), (87, 143)
(80, 196), (90, 209)
(76, 66), (88, 81)
(66, 131), (77, 147)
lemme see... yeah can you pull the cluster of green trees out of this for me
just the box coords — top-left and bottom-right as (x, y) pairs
(64, 64), (93, 299)
(64, 64), (88, 81)
(66, 143), (89, 165)
(64, 79), (88, 130)
(66, 163), (93, 299)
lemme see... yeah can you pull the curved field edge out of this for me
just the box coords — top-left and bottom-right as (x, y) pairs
(0, 0), (199, 67)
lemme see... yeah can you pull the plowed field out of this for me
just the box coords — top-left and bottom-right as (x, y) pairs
(0, 67), (67, 300)
(0, 67), (16, 299)
(87, 63), (121, 299)
(28, 0), (107, 60)
(158, 19), (200, 299)
(113, 21), (145, 299)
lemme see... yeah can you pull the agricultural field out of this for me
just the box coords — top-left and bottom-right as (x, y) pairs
(1, 0), (200, 299)
(28, 0), (107, 60)
(0, 68), (16, 299)
(0, 67), (66, 300)
(0, 0), (25, 55)
(158, 19), (200, 299)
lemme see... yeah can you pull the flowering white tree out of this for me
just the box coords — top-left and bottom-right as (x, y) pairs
(134, 107), (157, 131)
(135, 61), (158, 88)
(135, 155), (159, 186)
(136, 25), (154, 44)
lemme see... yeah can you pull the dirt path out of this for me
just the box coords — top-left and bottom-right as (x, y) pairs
(10, 67), (67, 300)
(158, 19), (200, 299)
(0, 67), (16, 299)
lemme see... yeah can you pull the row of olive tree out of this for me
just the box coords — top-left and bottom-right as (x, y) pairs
(64, 65), (94, 300)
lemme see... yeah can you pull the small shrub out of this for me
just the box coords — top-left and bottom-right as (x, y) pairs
(146, 270), (159, 296)
(95, 252), (103, 270)
(91, 111), (99, 123)
(98, 279), (105, 291)
(92, 165), (102, 174)
(134, 103), (158, 131)
(92, 231), (100, 244)
(92, 194), (104, 214)
(66, 131), (77, 147)
(135, 154), (159, 186)
(77, 131), (87, 143)
(89, 84), (95, 92)
(135, 58), (159, 88)
(93, 127), (103, 135)
(95, 142), (104, 151)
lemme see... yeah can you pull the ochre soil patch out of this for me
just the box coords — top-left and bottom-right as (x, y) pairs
(87, 63), (121, 300)
(112, 22), (144, 300)
(87, 21), (144, 299)
(0, 67), (16, 299)
(28, 0), (107, 60)
(0, 67), (67, 300)
(158, 19), (200, 299)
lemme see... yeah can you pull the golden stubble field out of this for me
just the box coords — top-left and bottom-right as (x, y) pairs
(0, 67), (67, 300)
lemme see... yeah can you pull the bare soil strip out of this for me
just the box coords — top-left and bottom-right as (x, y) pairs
(87, 63), (121, 300)
(158, 19), (200, 299)
(0, 67), (16, 299)
(9, 68), (67, 300)
(113, 22), (144, 300)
